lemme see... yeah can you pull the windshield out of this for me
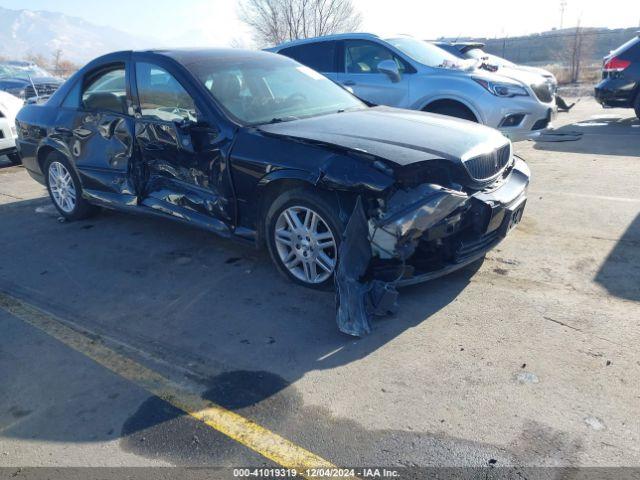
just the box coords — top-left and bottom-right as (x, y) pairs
(184, 55), (365, 125)
(386, 37), (473, 69)
(0, 64), (52, 79)
(464, 48), (515, 67)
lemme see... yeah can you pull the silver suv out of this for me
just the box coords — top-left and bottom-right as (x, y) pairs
(269, 33), (556, 142)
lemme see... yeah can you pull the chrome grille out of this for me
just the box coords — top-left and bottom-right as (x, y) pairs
(24, 83), (60, 100)
(464, 144), (511, 181)
(530, 82), (553, 103)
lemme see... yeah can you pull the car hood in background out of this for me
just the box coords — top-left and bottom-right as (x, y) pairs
(258, 106), (508, 166)
(492, 64), (556, 86)
(0, 76), (63, 88)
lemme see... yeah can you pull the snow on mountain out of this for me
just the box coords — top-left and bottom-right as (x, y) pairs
(0, 6), (157, 65)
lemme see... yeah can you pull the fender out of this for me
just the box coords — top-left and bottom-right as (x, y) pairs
(36, 136), (76, 178)
(255, 167), (319, 201)
(414, 94), (486, 125)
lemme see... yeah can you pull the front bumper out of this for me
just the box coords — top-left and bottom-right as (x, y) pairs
(374, 157), (530, 287)
(335, 157), (530, 336)
(491, 96), (556, 142)
(595, 78), (637, 108)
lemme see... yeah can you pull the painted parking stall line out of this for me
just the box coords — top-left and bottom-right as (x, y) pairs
(0, 291), (354, 479)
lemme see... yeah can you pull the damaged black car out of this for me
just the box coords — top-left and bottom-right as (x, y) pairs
(15, 49), (529, 336)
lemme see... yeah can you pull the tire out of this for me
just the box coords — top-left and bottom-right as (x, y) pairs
(423, 102), (478, 122)
(634, 93), (640, 121)
(44, 151), (99, 221)
(7, 152), (21, 165)
(265, 188), (344, 290)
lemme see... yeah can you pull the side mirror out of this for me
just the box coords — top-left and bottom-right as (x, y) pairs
(377, 60), (401, 83)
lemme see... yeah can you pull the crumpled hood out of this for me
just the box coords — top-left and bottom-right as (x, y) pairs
(258, 106), (509, 166)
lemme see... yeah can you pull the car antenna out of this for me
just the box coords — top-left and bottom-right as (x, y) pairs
(28, 74), (40, 102)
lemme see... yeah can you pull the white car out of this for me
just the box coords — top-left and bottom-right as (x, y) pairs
(0, 91), (22, 164)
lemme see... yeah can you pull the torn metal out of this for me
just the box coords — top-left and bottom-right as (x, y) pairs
(335, 158), (530, 337)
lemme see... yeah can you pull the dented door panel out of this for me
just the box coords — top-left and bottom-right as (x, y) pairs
(134, 119), (234, 230)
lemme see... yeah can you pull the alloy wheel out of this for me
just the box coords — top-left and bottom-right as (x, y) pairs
(48, 161), (77, 213)
(274, 206), (337, 284)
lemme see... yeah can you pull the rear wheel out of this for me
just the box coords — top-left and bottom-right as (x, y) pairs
(44, 152), (99, 220)
(634, 93), (640, 121)
(265, 188), (343, 290)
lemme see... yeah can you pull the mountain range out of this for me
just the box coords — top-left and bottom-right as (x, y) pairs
(0, 6), (156, 65)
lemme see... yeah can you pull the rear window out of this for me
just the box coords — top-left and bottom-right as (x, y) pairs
(611, 36), (640, 57)
(279, 42), (337, 73)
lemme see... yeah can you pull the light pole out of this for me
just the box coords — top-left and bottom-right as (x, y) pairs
(560, 0), (568, 29)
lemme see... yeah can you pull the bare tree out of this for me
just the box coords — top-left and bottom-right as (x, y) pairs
(558, 20), (596, 83)
(25, 52), (49, 69)
(239, 0), (362, 47)
(49, 50), (78, 78)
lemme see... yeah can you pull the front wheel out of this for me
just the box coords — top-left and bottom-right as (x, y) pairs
(634, 93), (640, 121)
(265, 189), (343, 290)
(44, 152), (99, 220)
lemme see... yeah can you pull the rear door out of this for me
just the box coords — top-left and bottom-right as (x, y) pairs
(277, 41), (339, 82)
(131, 57), (234, 232)
(337, 40), (411, 107)
(54, 58), (138, 205)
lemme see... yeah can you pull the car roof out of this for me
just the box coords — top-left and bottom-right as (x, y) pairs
(82, 48), (289, 72)
(268, 32), (381, 51)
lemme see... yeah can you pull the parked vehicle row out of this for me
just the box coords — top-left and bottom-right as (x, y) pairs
(268, 33), (557, 142)
(0, 61), (64, 102)
(595, 33), (640, 119)
(15, 49), (529, 333)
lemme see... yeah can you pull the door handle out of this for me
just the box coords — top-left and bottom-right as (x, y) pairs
(343, 80), (356, 86)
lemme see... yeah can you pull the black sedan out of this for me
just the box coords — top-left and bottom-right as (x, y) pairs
(16, 49), (529, 335)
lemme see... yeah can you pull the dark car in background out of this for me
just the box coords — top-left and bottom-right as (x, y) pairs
(15, 48), (529, 334)
(0, 61), (64, 102)
(595, 34), (640, 119)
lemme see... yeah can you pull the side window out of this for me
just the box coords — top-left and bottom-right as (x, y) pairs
(344, 41), (407, 74)
(82, 66), (127, 114)
(279, 42), (337, 73)
(135, 62), (196, 122)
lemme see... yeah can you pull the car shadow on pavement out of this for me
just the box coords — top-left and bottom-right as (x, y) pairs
(594, 212), (640, 302)
(532, 114), (640, 156)
(0, 198), (491, 438)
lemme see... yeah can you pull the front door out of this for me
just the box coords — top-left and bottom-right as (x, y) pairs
(338, 40), (411, 108)
(131, 60), (233, 234)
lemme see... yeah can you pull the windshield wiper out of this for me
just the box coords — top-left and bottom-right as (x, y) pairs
(263, 116), (299, 125)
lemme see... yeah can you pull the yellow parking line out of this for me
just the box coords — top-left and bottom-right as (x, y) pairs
(0, 291), (346, 477)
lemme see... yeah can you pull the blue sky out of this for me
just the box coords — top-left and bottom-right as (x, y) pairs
(1, 0), (638, 47)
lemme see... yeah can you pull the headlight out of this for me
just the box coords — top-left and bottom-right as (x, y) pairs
(473, 78), (529, 98)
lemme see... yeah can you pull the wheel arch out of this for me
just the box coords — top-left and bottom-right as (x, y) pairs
(254, 169), (319, 247)
(36, 140), (75, 180)
(418, 95), (483, 123)
(253, 169), (356, 247)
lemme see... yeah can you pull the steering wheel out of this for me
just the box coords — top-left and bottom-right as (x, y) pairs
(284, 92), (307, 105)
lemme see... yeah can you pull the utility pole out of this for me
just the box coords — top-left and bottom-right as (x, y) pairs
(560, 0), (567, 29)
